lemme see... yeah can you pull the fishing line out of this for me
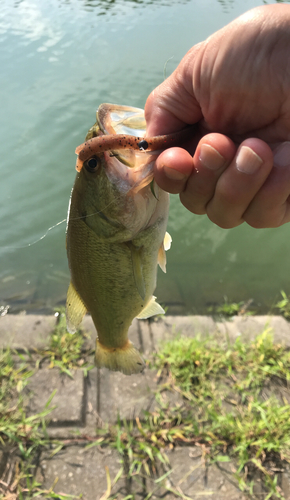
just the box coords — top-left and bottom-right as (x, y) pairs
(0, 186), (134, 250)
(0, 193), (128, 251)
(0, 219), (67, 250)
(0, 156), (157, 250)
(163, 56), (174, 81)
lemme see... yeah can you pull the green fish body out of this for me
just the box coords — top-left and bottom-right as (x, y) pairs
(66, 104), (171, 375)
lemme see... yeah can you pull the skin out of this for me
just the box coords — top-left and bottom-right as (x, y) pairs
(145, 4), (290, 229)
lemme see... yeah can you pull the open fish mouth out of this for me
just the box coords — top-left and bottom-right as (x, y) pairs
(75, 103), (195, 172)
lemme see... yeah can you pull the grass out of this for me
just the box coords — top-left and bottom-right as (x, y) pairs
(2, 309), (290, 499)
(274, 291), (290, 319)
(0, 307), (96, 499)
(0, 308), (95, 499)
(37, 308), (94, 377)
(207, 297), (255, 317)
(92, 330), (290, 499)
(0, 349), (51, 451)
(0, 348), (61, 499)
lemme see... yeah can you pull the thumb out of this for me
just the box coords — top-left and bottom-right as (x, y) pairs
(144, 47), (203, 136)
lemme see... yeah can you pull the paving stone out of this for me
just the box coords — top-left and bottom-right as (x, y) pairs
(148, 315), (290, 351)
(39, 444), (248, 500)
(0, 314), (56, 350)
(165, 447), (246, 500)
(81, 315), (96, 349)
(250, 464), (290, 499)
(149, 315), (218, 348)
(26, 368), (85, 427)
(39, 445), (126, 500)
(95, 366), (159, 423)
(216, 315), (290, 346)
(280, 467), (290, 499)
(137, 319), (154, 357)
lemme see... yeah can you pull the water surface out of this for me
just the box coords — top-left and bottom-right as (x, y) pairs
(1, 0), (289, 314)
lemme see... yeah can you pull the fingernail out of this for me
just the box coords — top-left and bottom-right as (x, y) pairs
(163, 166), (186, 180)
(236, 146), (263, 174)
(273, 142), (290, 168)
(199, 144), (225, 170)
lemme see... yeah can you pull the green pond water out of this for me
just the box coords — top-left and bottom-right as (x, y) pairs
(1, 0), (289, 315)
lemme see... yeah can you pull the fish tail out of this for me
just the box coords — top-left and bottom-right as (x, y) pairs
(95, 339), (145, 375)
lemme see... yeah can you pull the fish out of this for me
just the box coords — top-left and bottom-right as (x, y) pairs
(66, 103), (191, 375)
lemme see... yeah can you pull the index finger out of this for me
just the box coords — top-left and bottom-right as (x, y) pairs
(144, 50), (203, 136)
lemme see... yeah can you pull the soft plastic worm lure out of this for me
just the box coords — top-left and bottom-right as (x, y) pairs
(75, 125), (195, 171)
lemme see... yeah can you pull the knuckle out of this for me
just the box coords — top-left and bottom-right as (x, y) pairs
(180, 192), (206, 215)
(207, 211), (242, 229)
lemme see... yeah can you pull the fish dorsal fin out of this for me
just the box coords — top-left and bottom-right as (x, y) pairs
(158, 232), (172, 273)
(128, 242), (146, 300)
(66, 281), (87, 333)
(137, 296), (165, 319)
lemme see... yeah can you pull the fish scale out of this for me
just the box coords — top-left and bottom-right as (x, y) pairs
(66, 104), (173, 375)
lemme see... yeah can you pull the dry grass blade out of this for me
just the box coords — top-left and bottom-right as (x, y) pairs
(100, 466), (111, 500)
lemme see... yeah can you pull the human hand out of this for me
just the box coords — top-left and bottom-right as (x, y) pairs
(145, 4), (290, 228)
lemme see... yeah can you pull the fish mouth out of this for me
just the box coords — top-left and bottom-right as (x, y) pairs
(97, 103), (146, 137)
(105, 151), (156, 195)
(97, 104), (161, 175)
(75, 103), (195, 172)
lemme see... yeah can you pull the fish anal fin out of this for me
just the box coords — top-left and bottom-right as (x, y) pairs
(158, 231), (172, 273)
(66, 281), (87, 333)
(137, 296), (165, 320)
(128, 242), (146, 300)
(95, 339), (144, 375)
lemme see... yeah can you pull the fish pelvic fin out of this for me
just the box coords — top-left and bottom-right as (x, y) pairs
(158, 231), (172, 273)
(66, 281), (87, 333)
(95, 339), (145, 375)
(137, 296), (165, 319)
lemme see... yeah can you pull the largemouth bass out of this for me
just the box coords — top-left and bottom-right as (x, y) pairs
(66, 104), (191, 375)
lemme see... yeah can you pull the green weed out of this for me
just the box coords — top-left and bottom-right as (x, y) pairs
(208, 297), (254, 317)
(37, 308), (94, 377)
(155, 329), (290, 392)
(0, 349), (62, 499)
(94, 330), (290, 499)
(274, 290), (290, 319)
(0, 349), (52, 452)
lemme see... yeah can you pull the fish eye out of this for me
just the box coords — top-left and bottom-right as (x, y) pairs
(84, 156), (99, 173)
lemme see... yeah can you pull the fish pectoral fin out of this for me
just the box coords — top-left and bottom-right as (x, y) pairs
(164, 231), (172, 251)
(158, 231), (172, 273)
(128, 242), (146, 300)
(66, 282), (87, 333)
(137, 296), (165, 319)
(158, 245), (166, 273)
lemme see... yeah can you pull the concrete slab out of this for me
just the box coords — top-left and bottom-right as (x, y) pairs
(26, 367), (85, 427)
(0, 314), (56, 350)
(95, 366), (159, 423)
(148, 315), (290, 351)
(2, 313), (290, 499)
(216, 315), (290, 346)
(166, 446), (246, 500)
(81, 315), (96, 349)
(149, 315), (218, 348)
(40, 445), (125, 500)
